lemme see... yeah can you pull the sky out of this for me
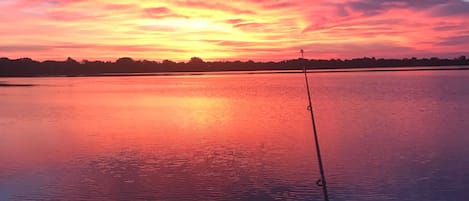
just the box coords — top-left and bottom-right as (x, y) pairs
(0, 0), (468, 62)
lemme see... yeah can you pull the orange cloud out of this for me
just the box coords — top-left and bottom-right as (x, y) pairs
(0, 0), (468, 61)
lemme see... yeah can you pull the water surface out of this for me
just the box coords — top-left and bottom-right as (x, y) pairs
(1, 70), (468, 200)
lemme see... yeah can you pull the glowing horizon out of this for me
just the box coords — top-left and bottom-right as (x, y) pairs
(1, 0), (468, 62)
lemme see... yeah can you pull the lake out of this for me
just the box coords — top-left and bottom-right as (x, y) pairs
(1, 70), (468, 201)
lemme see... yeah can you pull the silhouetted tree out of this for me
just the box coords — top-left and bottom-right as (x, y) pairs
(186, 57), (207, 69)
(1, 55), (469, 77)
(189, 57), (205, 64)
(116, 57), (134, 64)
(162, 59), (176, 65)
(66, 57), (79, 65)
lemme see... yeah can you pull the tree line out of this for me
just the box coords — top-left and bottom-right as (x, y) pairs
(1, 56), (468, 77)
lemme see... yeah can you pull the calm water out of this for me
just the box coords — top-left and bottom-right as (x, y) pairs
(1, 70), (469, 201)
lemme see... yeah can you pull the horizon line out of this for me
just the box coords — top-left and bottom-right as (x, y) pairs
(2, 55), (468, 63)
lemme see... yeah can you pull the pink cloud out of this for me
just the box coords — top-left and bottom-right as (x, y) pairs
(225, 18), (245, 24)
(174, 1), (255, 14)
(145, 7), (170, 14)
(47, 10), (94, 21)
(1, 0), (468, 61)
(144, 7), (188, 19)
(104, 4), (137, 10)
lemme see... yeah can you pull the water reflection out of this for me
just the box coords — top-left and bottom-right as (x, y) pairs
(1, 71), (469, 200)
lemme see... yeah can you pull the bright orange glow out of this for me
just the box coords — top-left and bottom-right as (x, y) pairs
(0, 0), (468, 61)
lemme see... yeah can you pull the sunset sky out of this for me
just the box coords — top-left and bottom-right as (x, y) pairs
(1, 0), (468, 61)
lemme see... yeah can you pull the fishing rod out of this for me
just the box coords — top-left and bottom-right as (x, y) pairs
(301, 49), (330, 201)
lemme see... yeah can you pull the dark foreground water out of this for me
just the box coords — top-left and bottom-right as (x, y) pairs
(1, 70), (468, 201)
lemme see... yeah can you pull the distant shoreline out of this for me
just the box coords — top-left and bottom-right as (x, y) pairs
(0, 82), (35, 87)
(1, 65), (468, 78)
(2, 56), (468, 77)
